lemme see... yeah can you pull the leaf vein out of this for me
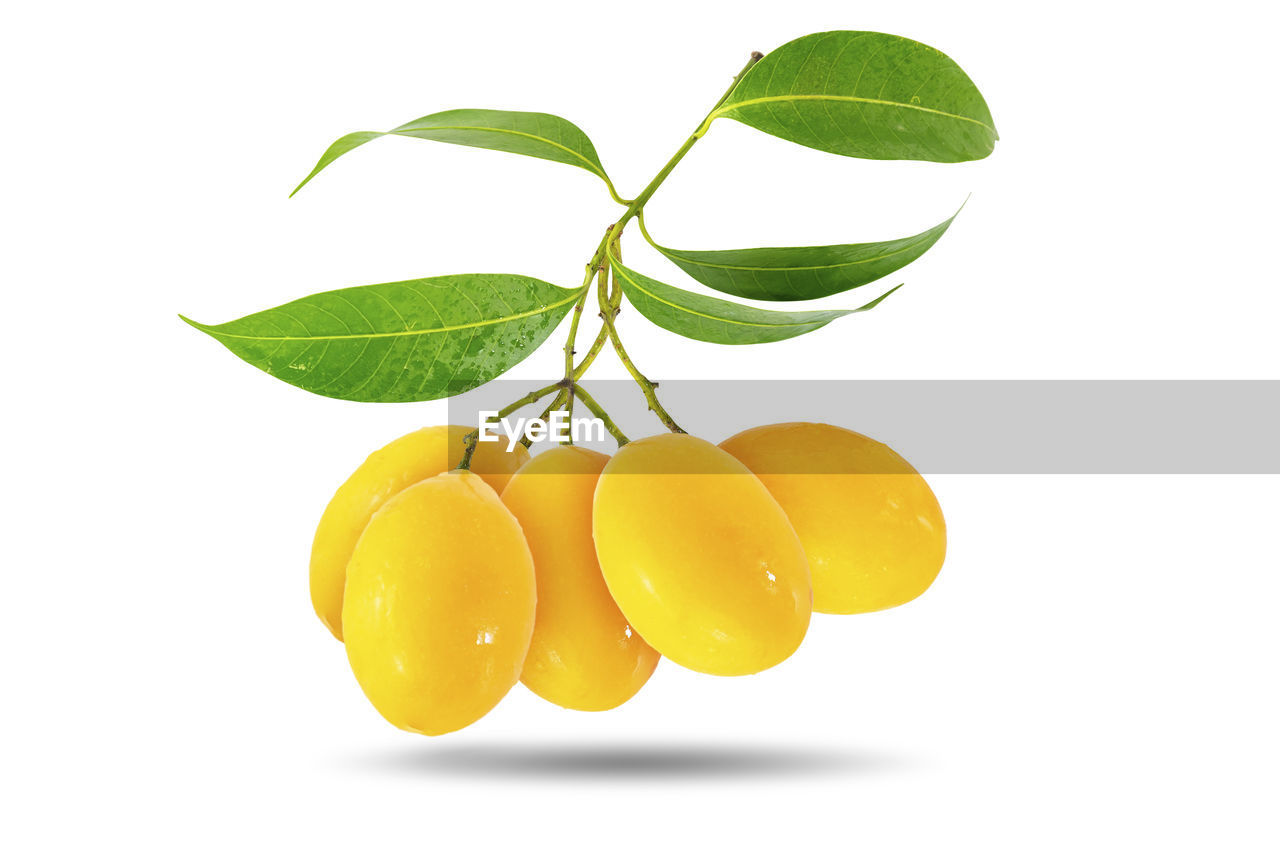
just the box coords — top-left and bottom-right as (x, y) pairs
(716, 94), (994, 134)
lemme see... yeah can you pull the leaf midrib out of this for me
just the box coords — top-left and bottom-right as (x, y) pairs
(714, 94), (995, 134)
(392, 125), (604, 177)
(187, 287), (584, 342)
(660, 239), (924, 273)
(611, 256), (844, 329)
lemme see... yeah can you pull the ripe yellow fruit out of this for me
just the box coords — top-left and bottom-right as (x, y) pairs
(720, 422), (946, 615)
(501, 446), (659, 711)
(592, 433), (811, 676)
(310, 425), (530, 641)
(342, 471), (536, 735)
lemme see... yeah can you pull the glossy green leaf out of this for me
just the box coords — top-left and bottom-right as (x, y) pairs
(608, 246), (900, 345)
(711, 31), (997, 162)
(183, 275), (583, 402)
(290, 108), (620, 200)
(641, 208), (957, 301)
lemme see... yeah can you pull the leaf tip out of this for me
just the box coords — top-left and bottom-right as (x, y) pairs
(940, 195), (971, 229)
(288, 175), (313, 198)
(179, 313), (212, 333)
(854, 283), (905, 313)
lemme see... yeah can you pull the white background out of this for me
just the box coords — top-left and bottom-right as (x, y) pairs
(3, 1), (1278, 849)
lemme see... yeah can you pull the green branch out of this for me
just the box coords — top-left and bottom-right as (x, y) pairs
(461, 52), (760, 461)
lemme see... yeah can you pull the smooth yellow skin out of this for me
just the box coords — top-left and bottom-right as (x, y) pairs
(342, 471), (536, 736)
(592, 434), (811, 677)
(501, 446), (659, 711)
(720, 422), (946, 615)
(310, 425), (530, 640)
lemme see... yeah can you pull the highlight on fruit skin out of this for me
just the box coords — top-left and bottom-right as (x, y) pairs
(342, 470), (536, 736)
(501, 445), (660, 711)
(309, 424), (530, 641)
(591, 433), (812, 677)
(719, 422), (946, 615)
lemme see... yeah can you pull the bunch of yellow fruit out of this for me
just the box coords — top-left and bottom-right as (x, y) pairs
(310, 423), (946, 735)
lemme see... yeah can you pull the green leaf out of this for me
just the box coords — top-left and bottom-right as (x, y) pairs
(290, 108), (621, 200)
(183, 275), (583, 402)
(711, 31), (997, 162)
(608, 246), (900, 345)
(640, 208), (958, 301)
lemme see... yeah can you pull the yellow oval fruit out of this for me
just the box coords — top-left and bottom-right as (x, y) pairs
(342, 471), (536, 735)
(592, 433), (811, 676)
(501, 446), (659, 711)
(720, 422), (946, 615)
(310, 425), (530, 640)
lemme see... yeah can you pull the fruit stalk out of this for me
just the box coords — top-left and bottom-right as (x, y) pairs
(560, 231), (615, 436)
(457, 380), (564, 470)
(567, 382), (630, 446)
(519, 275), (618, 449)
(599, 243), (686, 434)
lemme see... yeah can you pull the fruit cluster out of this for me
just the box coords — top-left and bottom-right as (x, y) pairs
(311, 423), (945, 735)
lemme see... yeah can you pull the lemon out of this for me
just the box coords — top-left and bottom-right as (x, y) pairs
(592, 433), (811, 676)
(501, 445), (659, 711)
(310, 425), (529, 640)
(720, 422), (945, 614)
(342, 471), (536, 735)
